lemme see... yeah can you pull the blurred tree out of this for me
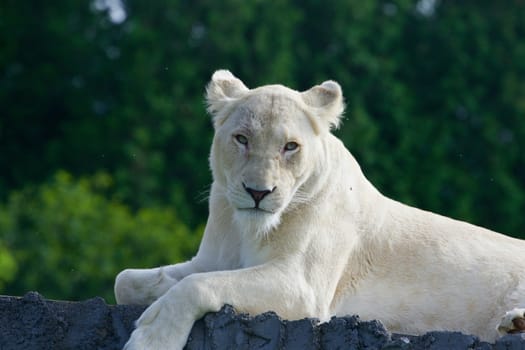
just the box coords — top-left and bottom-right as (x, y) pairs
(0, 171), (201, 302)
(376, 1), (525, 235)
(0, 243), (16, 291)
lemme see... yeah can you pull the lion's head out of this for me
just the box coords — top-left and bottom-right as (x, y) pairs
(206, 70), (345, 237)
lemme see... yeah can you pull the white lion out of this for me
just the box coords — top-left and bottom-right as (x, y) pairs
(115, 70), (525, 349)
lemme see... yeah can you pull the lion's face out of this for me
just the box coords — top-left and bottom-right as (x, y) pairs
(206, 70), (344, 237)
(212, 91), (319, 236)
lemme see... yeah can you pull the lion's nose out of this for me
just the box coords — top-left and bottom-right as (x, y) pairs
(243, 183), (275, 207)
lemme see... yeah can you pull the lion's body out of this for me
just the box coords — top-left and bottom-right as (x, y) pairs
(116, 71), (525, 349)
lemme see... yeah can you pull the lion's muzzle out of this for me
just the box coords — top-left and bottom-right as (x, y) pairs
(242, 183), (276, 208)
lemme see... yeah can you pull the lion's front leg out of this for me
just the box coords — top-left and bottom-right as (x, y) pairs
(123, 282), (200, 350)
(124, 264), (320, 350)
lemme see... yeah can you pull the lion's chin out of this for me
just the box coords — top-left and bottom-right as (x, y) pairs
(233, 208), (281, 239)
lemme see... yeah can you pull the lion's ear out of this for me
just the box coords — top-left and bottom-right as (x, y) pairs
(301, 81), (345, 130)
(206, 70), (249, 125)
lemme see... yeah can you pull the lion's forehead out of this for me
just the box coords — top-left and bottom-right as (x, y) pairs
(234, 92), (308, 130)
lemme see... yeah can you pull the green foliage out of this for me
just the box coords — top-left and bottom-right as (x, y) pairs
(0, 243), (16, 290)
(0, 171), (201, 302)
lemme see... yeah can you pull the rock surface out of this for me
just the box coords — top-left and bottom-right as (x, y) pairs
(1, 292), (525, 349)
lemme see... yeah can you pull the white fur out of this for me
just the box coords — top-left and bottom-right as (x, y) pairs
(116, 70), (525, 349)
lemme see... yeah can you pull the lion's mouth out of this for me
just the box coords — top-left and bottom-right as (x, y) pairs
(238, 207), (275, 214)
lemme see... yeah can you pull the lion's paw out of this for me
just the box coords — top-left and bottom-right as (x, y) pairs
(124, 297), (190, 350)
(124, 323), (188, 350)
(123, 325), (184, 350)
(497, 308), (525, 335)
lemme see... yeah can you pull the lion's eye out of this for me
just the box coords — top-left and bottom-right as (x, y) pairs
(235, 134), (248, 145)
(284, 142), (299, 152)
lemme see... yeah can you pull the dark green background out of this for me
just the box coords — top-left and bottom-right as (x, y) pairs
(1, 0), (524, 302)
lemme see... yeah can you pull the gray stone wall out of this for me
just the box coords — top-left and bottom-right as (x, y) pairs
(1, 292), (524, 349)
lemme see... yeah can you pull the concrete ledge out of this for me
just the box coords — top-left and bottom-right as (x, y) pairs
(1, 292), (525, 349)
